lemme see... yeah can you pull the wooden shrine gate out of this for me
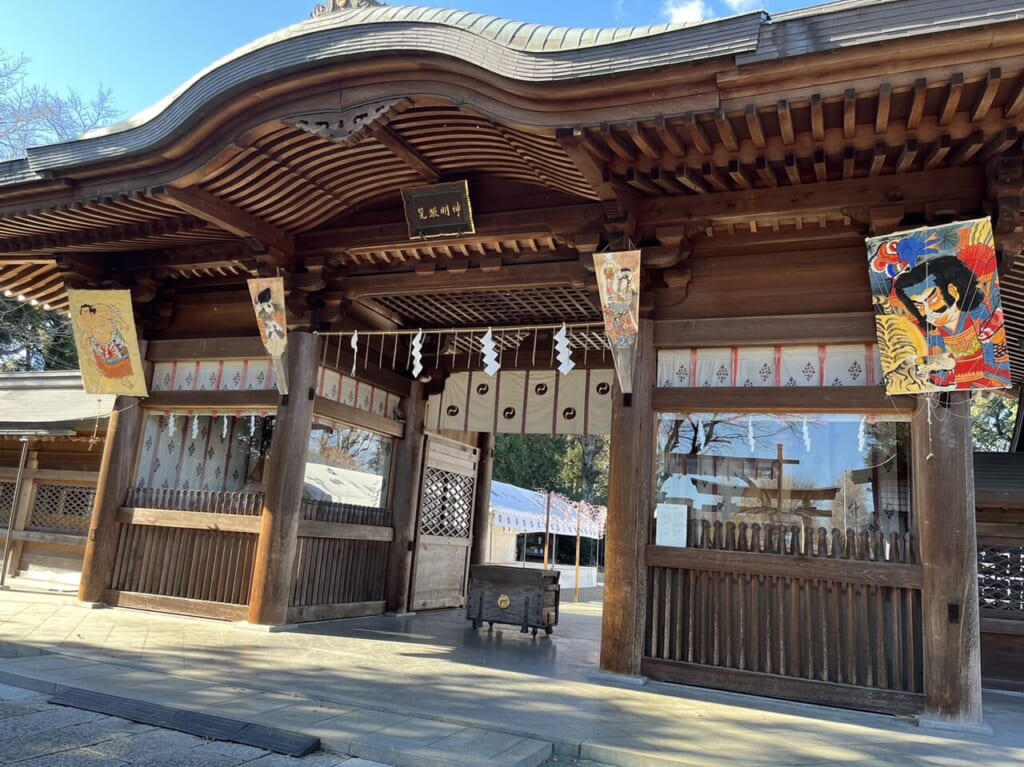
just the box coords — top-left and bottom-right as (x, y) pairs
(643, 520), (925, 714)
(409, 435), (479, 610)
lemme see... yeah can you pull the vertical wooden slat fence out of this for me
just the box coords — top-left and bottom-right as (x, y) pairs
(104, 488), (264, 620)
(644, 520), (924, 714)
(287, 498), (393, 623)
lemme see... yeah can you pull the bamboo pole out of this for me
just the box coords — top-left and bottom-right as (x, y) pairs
(543, 491), (552, 570)
(574, 501), (581, 603)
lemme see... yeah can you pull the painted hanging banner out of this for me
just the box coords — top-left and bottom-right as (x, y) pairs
(67, 289), (148, 397)
(594, 250), (641, 394)
(866, 217), (1011, 394)
(247, 277), (289, 395)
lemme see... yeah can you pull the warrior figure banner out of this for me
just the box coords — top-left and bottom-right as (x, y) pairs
(68, 289), (148, 397)
(866, 217), (1011, 394)
(594, 250), (641, 394)
(247, 277), (289, 394)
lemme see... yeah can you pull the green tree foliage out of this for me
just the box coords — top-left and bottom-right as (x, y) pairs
(0, 298), (78, 371)
(493, 433), (609, 505)
(972, 390), (1019, 452)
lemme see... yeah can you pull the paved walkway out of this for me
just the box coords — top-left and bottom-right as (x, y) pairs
(1, 581), (1023, 766)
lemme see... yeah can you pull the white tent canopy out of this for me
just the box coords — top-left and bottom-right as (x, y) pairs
(490, 480), (605, 538)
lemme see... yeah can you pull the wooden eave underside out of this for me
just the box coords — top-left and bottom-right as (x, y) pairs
(0, 29), (1021, 381)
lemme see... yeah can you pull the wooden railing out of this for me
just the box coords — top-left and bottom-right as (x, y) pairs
(644, 523), (924, 714)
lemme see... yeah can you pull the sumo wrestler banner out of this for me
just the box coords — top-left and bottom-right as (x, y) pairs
(68, 289), (148, 397)
(594, 250), (641, 394)
(247, 277), (289, 395)
(866, 217), (1011, 394)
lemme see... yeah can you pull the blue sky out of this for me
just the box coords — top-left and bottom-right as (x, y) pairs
(2, 0), (808, 120)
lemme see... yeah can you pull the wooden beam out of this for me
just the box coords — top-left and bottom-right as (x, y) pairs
(675, 166), (709, 193)
(842, 147), (856, 180)
(714, 109), (739, 152)
(784, 153), (802, 185)
(778, 100), (795, 146)
(299, 202), (606, 256)
(813, 150), (827, 183)
(948, 130), (985, 166)
(601, 319), (654, 677)
(755, 157), (778, 187)
(844, 89), (857, 139)
(641, 166), (983, 227)
(625, 168), (662, 196)
(922, 135), (953, 170)
(628, 121), (661, 160)
(977, 126), (1020, 164)
(682, 113), (713, 155)
(297, 520), (393, 541)
(386, 382), (425, 613)
(701, 163), (732, 192)
(156, 185), (295, 264)
(1005, 73), (1024, 119)
(807, 94), (826, 143)
(601, 122), (636, 161)
(652, 386), (915, 415)
(913, 392), (984, 727)
(142, 390), (280, 412)
(649, 167), (687, 195)
(652, 312), (877, 347)
(728, 160), (752, 190)
(147, 336), (266, 361)
(249, 332), (318, 625)
(78, 395), (145, 603)
(875, 84), (891, 134)
(896, 138), (919, 172)
(939, 73), (964, 127)
(343, 259), (590, 298)
(369, 123), (441, 182)
(654, 116), (687, 156)
(746, 104), (766, 149)
(117, 507), (262, 534)
(972, 67), (1002, 122)
(872, 143), (888, 176)
(313, 396), (404, 437)
(907, 78), (928, 130)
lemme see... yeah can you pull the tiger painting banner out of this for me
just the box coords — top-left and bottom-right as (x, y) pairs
(67, 289), (148, 397)
(865, 217), (1011, 395)
(594, 250), (641, 394)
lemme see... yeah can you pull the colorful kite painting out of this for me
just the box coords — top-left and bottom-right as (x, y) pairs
(67, 289), (148, 397)
(866, 217), (1011, 395)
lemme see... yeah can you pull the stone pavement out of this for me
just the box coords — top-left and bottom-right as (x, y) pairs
(1, 581), (1024, 766)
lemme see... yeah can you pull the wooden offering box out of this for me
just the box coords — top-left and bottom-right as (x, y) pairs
(467, 565), (560, 636)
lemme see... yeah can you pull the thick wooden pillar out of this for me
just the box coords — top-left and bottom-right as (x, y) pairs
(386, 381), (425, 613)
(79, 396), (145, 603)
(471, 431), (495, 565)
(600, 319), (655, 676)
(248, 332), (318, 626)
(913, 391), (985, 728)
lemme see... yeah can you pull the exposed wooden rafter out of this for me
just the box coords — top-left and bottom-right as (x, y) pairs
(156, 185), (295, 268)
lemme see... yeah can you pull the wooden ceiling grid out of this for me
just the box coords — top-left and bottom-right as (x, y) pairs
(373, 285), (600, 330)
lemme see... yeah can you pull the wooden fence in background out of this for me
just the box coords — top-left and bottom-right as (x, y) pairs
(644, 520), (924, 714)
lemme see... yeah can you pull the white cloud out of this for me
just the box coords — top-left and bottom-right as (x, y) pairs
(613, 0), (628, 22)
(662, 0), (711, 25)
(723, 0), (760, 11)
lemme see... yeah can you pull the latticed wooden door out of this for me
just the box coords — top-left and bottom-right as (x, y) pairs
(410, 435), (479, 610)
